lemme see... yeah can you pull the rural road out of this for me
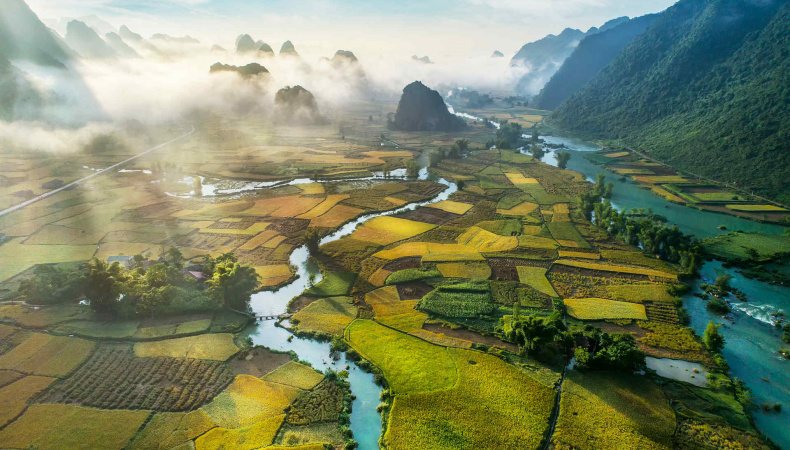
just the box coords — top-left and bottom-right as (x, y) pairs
(0, 126), (195, 219)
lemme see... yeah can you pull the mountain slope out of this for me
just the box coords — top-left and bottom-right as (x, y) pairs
(0, 0), (71, 66)
(511, 28), (585, 95)
(553, 0), (790, 203)
(65, 20), (116, 59)
(534, 14), (659, 110)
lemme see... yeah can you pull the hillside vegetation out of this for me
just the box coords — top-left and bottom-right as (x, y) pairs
(553, 0), (790, 203)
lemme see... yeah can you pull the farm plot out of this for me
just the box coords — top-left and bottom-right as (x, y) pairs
(384, 348), (555, 450)
(131, 409), (216, 449)
(419, 281), (496, 318)
(0, 404), (149, 450)
(725, 204), (787, 212)
(263, 361), (325, 390)
(365, 286), (426, 332)
(427, 200), (473, 215)
(554, 259), (677, 280)
(564, 298), (647, 321)
(202, 374), (301, 428)
(350, 217), (436, 245)
(39, 345), (233, 411)
(456, 226), (518, 253)
(291, 297), (357, 336)
(133, 333), (239, 361)
(345, 319), (457, 393)
(0, 238), (96, 282)
(437, 262), (491, 279)
(374, 242), (484, 262)
(0, 304), (92, 328)
(285, 378), (346, 426)
(0, 375), (55, 426)
(516, 266), (558, 297)
(309, 204), (365, 228)
(551, 371), (675, 450)
(195, 414), (285, 450)
(0, 333), (94, 377)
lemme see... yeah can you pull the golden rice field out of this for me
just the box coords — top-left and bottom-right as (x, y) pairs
(364, 286), (427, 332)
(456, 226), (519, 252)
(263, 361), (325, 390)
(0, 375), (55, 426)
(345, 319), (457, 393)
(516, 266), (558, 297)
(725, 203), (788, 212)
(563, 298), (647, 320)
(0, 333), (94, 377)
(291, 297), (357, 336)
(552, 371), (675, 450)
(351, 217), (436, 245)
(436, 262), (492, 279)
(373, 242), (484, 262)
(384, 348), (556, 450)
(133, 333), (239, 360)
(427, 200), (474, 215)
(632, 175), (690, 184)
(0, 404), (149, 450)
(554, 259), (677, 280)
(497, 201), (539, 216)
(203, 375), (301, 428)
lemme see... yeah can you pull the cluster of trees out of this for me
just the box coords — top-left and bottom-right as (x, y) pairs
(20, 248), (259, 318)
(580, 177), (701, 274)
(456, 90), (494, 109)
(500, 312), (644, 372)
(490, 121), (525, 150)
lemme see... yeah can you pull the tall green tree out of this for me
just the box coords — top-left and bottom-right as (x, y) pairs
(703, 321), (725, 353)
(207, 254), (259, 309)
(84, 259), (124, 315)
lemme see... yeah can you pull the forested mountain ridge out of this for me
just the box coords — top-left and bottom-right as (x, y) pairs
(552, 0), (790, 203)
(533, 14), (659, 110)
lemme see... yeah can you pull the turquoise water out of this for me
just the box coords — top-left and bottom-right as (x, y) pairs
(244, 169), (455, 449)
(684, 262), (789, 449)
(538, 135), (789, 448)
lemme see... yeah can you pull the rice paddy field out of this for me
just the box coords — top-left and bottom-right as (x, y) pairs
(0, 103), (770, 449)
(589, 150), (790, 224)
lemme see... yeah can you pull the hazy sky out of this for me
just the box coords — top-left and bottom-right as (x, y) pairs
(28, 0), (676, 59)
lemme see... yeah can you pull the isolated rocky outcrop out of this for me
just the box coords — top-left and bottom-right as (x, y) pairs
(209, 62), (269, 78)
(412, 55), (433, 64)
(280, 41), (298, 56)
(390, 81), (466, 132)
(274, 85), (325, 125)
(235, 34), (274, 56)
(119, 25), (143, 42)
(331, 50), (358, 65)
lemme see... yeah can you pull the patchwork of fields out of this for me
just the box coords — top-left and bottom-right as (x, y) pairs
(0, 106), (768, 449)
(591, 149), (790, 224)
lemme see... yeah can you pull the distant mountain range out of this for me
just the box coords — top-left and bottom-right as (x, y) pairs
(0, 0), (103, 124)
(533, 14), (658, 110)
(511, 17), (629, 96)
(552, 0), (790, 203)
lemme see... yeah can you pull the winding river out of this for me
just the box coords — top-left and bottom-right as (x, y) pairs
(242, 167), (455, 449)
(444, 99), (790, 445)
(533, 134), (789, 449)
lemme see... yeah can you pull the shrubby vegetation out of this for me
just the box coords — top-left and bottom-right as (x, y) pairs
(18, 248), (259, 318)
(580, 179), (701, 274)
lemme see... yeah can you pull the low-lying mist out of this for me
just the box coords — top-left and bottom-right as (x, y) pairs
(2, 38), (528, 155)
